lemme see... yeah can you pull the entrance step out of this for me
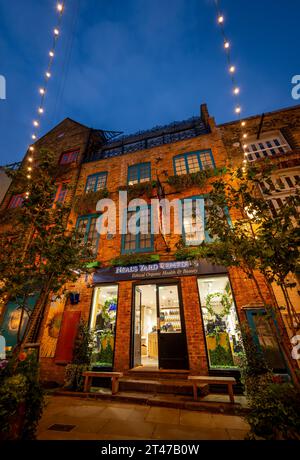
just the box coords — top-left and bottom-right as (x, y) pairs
(127, 368), (189, 380)
(119, 378), (209, 397)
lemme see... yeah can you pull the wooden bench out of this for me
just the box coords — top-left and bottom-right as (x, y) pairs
(83, 371), (123, 394)
(188, 375), (236, 403)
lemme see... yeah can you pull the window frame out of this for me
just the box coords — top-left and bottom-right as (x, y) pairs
(59, 149), (80, 165)
(244, 132), (290, 162)
(127, 162), (151, 185)
(76, 214), (100, 255)
(173, 150), (216, 176)
(182, 194), (231, 245)
(8, 194), (24, 209)
(85, 172), (108, 193)
(121, 205), (154, 254)
(53, 182), (69, 204)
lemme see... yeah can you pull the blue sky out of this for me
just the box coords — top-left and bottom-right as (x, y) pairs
(0, 0), (299, 165)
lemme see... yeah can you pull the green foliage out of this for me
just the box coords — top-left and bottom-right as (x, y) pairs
(209, 343), (234, 367)
(99, 340), (113, 365)
(119, 180), (157, 200)
(0, 352), (44, 440)
(0, 149), (91, 346)
(167, 167), (226, 191)
(72, 320), (94, 365)
(64, 364), (89, 392)
(73, 189), (109, 215)
(110, 253), (160, 266)
(205, 291), (232, 318)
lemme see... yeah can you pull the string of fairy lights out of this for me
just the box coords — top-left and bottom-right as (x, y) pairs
(25, 2), (65, 197)
(214, 0), (248, 167)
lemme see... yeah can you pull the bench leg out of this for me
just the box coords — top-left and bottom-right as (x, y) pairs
(111, 377), (119, 395)
(193, 383), (198, 401)
(228, 384), (234, 404)
(84, 376), (91, 393)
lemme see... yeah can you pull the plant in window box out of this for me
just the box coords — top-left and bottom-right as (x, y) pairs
(73, 188), (109, 215)
(110, 253), (160, 267)
(118, 180), (157, 200)
(167, 167), (227, 192)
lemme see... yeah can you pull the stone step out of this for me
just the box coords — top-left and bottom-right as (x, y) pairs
(119, 378), (209, 396)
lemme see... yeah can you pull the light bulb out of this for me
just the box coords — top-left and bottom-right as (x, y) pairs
(45, 71), (51, 78)
(229, 65), (235, 73)
(33, 120), (39, 127)
(243, 133), (248, 138)
(28, 157), (33, 162)
(57, 3), (63, 12)
(39, 88), (45, 95)
(235, 106), (241, 114)
(49, 50), (54, 57)
(29, 146), (34, 151)
(32, 134), (37, 140)
(218, 15), (224, 24)
(233, 87), (240, 95)
(241, 121), (246, 127)
(224, 41), (230, 49)
(27, 175), (31, 179)
(54, 28), (59, 36)
(28, 167), (32, 171)
(38, 107), (44, 114)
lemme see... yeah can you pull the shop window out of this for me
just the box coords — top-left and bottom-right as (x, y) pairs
(59, 149), (80, 165)
(127, 162), (151, 185)
(198, 275), (243, 370)
(173, 150), (215, 176)
(183, 196), (230, 245)
(8, 194), (24, 209)
(85, 172), (108, 193)
(122, 206), (153, 253)
(90, 285), (118, 368)
(76, 214), (99, 256)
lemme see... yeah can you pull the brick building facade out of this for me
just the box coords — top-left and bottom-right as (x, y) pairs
(1, 104), (299, 386)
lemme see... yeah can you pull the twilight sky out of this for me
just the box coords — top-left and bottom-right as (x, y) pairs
(0, 0), (299, 165)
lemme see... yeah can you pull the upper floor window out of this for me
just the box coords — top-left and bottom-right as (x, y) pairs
(76, 214), (99, 256)
(59, 149), (80, 165)
(174, 150), (215, 175)
(8, 194), (24, 209)
(244, 133), (290, 162)
(260, 173), (300, 195)
(85, 172), (108, 193)
(127, 162), (151, 185)
(122, 206), (153, 253)
(182, 196), (229, 245)
(54, 183), (68, 204)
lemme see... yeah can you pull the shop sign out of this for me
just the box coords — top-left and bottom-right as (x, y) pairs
(93, 260), (227, 283)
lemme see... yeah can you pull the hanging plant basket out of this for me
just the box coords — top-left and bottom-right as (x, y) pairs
(119, 180), (157, 200)
(110, 253), (160, 267)
(74, 189), (109, 215)
(167, 167), (227, 192)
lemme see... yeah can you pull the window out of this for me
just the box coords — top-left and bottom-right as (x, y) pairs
(198, 275), (243, 370)
(76, 215), (99, 255)
(90, 285), (118, 368)
(244, 134), (289, 162)
(8, 194), (24, 209)
(182, 196), (229, 245)
(54, 183), (68, 204)
(122, 206), (153, 253)
(174, 150), (215, 175)
(59, 149), (80, 165)
(85, 172), (107, 193)
(127, 162), (151, 185)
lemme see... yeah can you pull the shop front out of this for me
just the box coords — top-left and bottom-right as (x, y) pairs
(91, 260), (243, 374)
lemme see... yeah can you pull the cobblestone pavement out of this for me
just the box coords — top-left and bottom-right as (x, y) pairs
(37, 396), (250, 440)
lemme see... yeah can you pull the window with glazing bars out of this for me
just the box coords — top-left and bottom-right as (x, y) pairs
(174, 150), (215, 175)
(76, 215), (99, 255)
(244, 135), (289, 162)
(8, 194), (24, 209)
(54, 183), (68, 203)
(85, 172), (108, 192)
(59, 149), (80, 165)
(127, 162), (151, 185)
(260, 174), (300, 194)
(122, 207), (153, 253)
(183, 196), (230, 245)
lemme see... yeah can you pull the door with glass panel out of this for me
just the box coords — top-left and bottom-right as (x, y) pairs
(157, 284), (188, 369)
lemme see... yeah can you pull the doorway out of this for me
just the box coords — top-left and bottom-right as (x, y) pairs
(132, 283), (188, 370)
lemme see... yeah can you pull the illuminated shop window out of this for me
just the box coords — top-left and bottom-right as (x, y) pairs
(198, 275), (243, 370)
(90, 285), (118, 368)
